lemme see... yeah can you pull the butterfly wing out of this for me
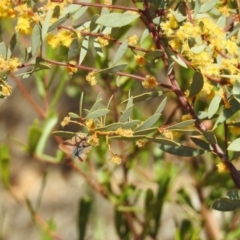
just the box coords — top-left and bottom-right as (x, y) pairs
(59, 134), (92, 161)
(73, 135), (91, 161)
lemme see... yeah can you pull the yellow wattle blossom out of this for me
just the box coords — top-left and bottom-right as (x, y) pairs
(229, 126), (240, 136)
(0, 57), (21, 72)
(224, 101), (231, 109)
(162, 130), (173, 140)
(86, 72), (97, 85)
(136, 139), (146, 148)
(218, 6), (231, 17)
(0, 0), (14, 18)
(142, 75), (158, 88)
(15, 4), (40, 35)
(116, 128), (133, 137)
(181, 114), (193, 121)
(88, 134), (99, 146)
(128, 34), (138, 47)
(67, 61), (77, 75)
(47, 30), (74, 49)
(0, 81), (12, 97)
(161, 13), (240, 90)
(61, 116), (71, 127)
(109, 154), (121, 165)
(86, 119), (96, 130)
(135, 55), (146, 66)
(216, 162), (228, 173)
(47, 33), (61, 49)
(59, 30), (74, 48)
(97, 37), (109, 47)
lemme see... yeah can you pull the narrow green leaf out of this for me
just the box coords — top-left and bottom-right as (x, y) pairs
(79, 36), (89, 64)
(135, 114), (161, 131)
(146, 137), (179, 146)
(42, 9), (52, 41)
(134, 128), (158, 135)
(93, 38), (103, 57)
(110, 135), (146, 141)
(0, 70), (10, 79)
(126, 96), (133, 109)
(0, 42), (6, 57)
(68, 112), (80, 118)
(96, 123), (123, 131)
(97, 64), (127, 74)
(199, 0), (218, 13)
(190, 44), (206, 54)
(212, 198), (240, 211)
(171, 55), (188, 68)
(114, 209), (130, 239)
(189, 72), (204, 98)
(203, 131), (217, 144)
(121, 91), (163, 104)
(112, 40), (128, 65)
(7, 33), (18, 58)
(78, 196), (92, 240)
(232, 81), (240, 95)
(89, 98), (102, 112)
(35, 73), (46, 98)
(172, 10), (186, 22)
(104, 95), (113, 124)
(52, 131), (75, 138)
(31, 24), (41, 56)
(227, 189), (240, 200)
(145, 50), (163, 58)
(194, 0), (201, 16)
(166, 120), (196, 130)
(208, 94), (221, 119)
(48, 14), (70, 32)
(159, 144), (205, 156)
(217, 15), (226, 28)
(73, 6), (88, 20)
(119, 105), (134, 123)
(79, 92), (84, 117)
(27, 123), (42, 154)
(68, 38), (80, 61)
(214, 97), (240, 129)
(52, 5), (61, 19)
(171, 129), (201, 135)
(140, 29), (149, 44)
(85, 109), (109, 119)
(116, 206), (141, 212)
(122, 120), (140, 129)
(0, 144), (10, 188)
(154, 97), (167, 114)
(35, 112), (58, 155)
(96, 12), (139, 28)
(228, 138), (240, 151)
(190, 137), (211, 151)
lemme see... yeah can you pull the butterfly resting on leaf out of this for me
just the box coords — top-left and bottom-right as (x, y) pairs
(59, 134), (92, 161)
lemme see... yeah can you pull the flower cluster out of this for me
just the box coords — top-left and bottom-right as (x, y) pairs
(116, 128), (133, 137)
(86, 72), (97, 85)
(97, 37), (109, 47)
(128, 34), (138, 47)
(109, 154), (121, 165)
(135, 55), (146, 66)
(15, 4), (40, 35)
(142, 75), (158, 88)
(47, 30), (74, 49)
(161, 10), (240, 97)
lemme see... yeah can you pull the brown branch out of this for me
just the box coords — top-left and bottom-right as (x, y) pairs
(10, 73), (46, 119)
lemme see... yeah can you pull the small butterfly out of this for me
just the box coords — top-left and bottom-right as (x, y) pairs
(59, 134), (92, 161)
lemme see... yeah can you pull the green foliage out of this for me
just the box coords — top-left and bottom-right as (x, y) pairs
(2, 0), (240, 240)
